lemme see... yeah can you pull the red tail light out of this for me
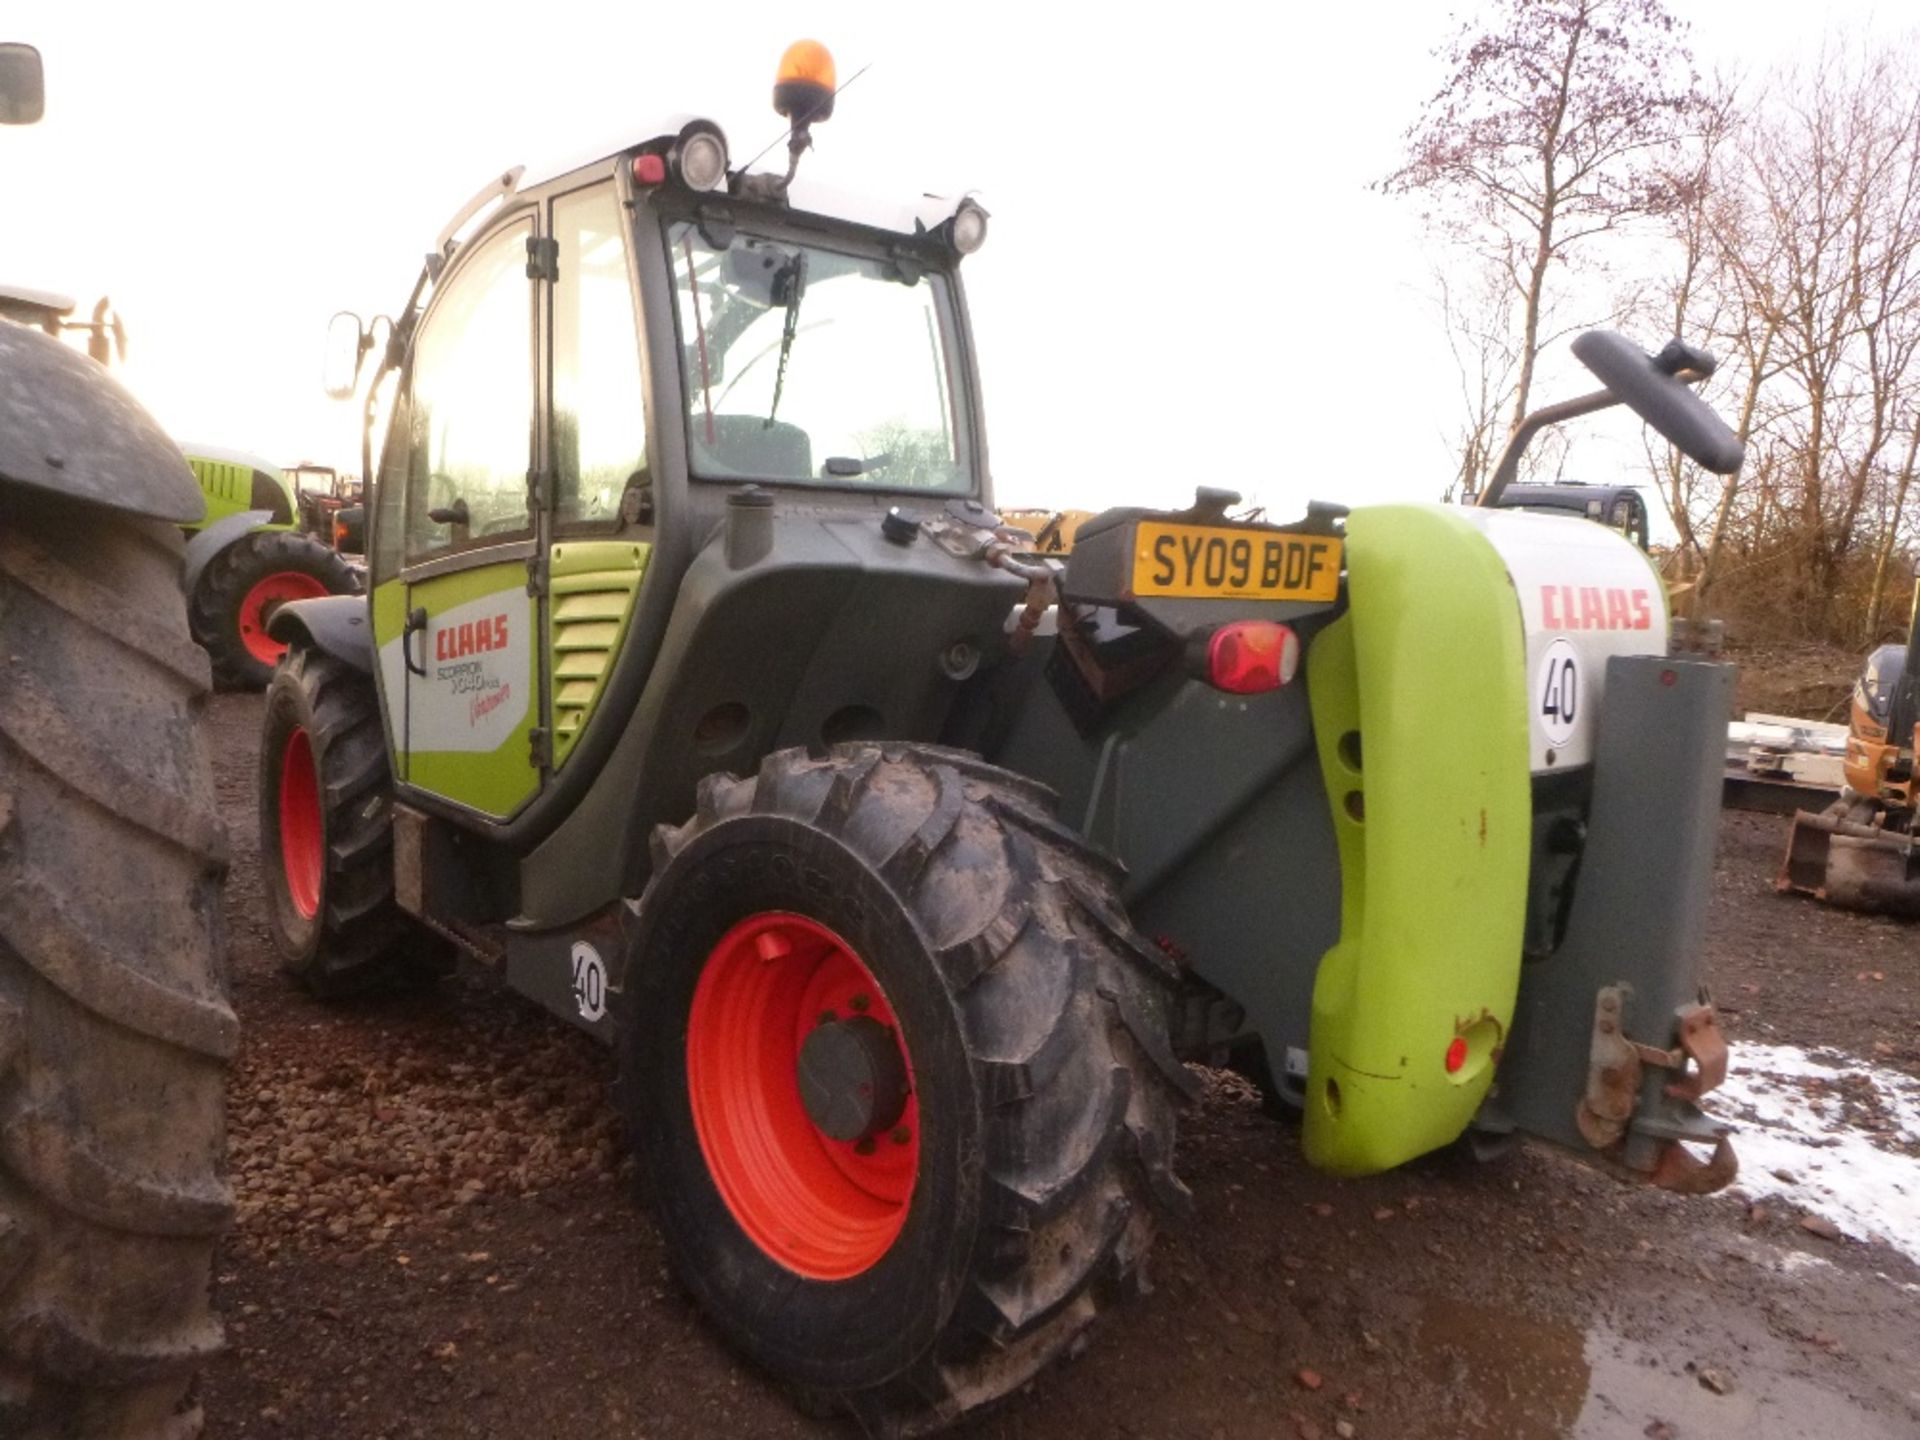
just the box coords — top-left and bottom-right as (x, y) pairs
(1445, 1037), (1468, 1074)
(632, 153), (668, 186)
(1206, 621), (1299, 694)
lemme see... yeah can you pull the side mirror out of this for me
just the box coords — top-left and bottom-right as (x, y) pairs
(323, 310), (370, 399)
(1571, 331), (1745, 476)
(0, 43), (44, 125)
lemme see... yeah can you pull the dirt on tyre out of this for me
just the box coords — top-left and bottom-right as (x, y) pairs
(188, 530), (356, 691)
(0, 490), (234, 1439)
(261, 641), (435, 999)
(625, 742), (1195, 1435)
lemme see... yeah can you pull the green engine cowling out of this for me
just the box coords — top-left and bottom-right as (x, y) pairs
(178, 441), (297, 533)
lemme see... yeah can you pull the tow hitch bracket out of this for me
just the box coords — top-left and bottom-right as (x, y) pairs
(1577, 986), (1738, 1194)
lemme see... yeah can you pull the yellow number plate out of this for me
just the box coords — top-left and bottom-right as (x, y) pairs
(1131, 522), (1343, 602)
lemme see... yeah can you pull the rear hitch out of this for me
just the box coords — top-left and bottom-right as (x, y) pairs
(1576, 986), (1738, 1195)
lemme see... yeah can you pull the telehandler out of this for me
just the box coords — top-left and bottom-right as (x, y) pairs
(264, 40), (1745, 1433)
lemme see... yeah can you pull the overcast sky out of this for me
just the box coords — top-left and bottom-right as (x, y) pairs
(1, 1), (1903, 517)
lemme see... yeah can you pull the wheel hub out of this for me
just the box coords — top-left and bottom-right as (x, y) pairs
(797, 1015), (910, 1142)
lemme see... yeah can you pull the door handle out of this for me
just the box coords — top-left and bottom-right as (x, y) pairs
(404, 606), (428, 677)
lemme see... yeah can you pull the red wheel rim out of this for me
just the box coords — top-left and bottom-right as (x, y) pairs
(240, 570), (330, 665)
(279, 727), (323, 921)
(686, 912), (920, 1280)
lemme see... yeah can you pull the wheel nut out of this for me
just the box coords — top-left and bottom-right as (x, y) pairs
(817, 1009), (837, 1026)
(849, 993), (870, 1012)
(890, 1125), (911, 1145)
(855, 1137), (877, 1155)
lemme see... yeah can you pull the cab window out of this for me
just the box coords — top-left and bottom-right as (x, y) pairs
(551, 185), (647, 528)
(401, 218), (534, 560)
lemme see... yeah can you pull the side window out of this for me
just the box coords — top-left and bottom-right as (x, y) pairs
(552, 185), (646, 527)
(404, 218), (534, 559)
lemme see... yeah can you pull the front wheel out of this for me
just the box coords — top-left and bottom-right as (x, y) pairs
(625, 743), (1193, 1434)
(259, 642), (434, 997)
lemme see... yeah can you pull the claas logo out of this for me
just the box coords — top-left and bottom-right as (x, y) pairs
(435, 615), (511, 661)
(1540, 586), (1654, 631)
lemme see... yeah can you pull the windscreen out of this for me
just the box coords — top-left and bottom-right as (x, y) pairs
(667, 221), (968, 492)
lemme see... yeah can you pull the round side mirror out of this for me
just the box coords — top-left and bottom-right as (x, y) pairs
(323, 310), (369, 399)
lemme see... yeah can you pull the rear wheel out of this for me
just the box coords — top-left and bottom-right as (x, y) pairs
(260, 641), (429, 997)
(188, 530), (356, 691)
(626, 743), (1194, 1434)
(0, 490), (233, 1438)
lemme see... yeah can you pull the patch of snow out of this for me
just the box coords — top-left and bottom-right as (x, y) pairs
(1716, 1042), (1920, 1263)
(1772, 1249), (1836, 1275)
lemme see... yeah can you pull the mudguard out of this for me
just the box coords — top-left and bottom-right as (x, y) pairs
(1302, 505), (1532, 1175)
(267, 594), (375, 674)
(0, 322), (203, 523)
(181, 509), (274, 598)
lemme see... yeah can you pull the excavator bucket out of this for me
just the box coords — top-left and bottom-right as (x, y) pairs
(1778, 802), (1920, 916)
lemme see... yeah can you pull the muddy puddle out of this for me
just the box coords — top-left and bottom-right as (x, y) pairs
(1414, 1297), (1907, 1438)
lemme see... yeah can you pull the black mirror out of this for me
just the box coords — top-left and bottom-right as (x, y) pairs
(323, 310), (369, 399)
(0, 43), (43, 125)
(1571, 331), (1745, 476)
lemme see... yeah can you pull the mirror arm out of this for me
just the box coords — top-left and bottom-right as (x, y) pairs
(1477, 369), (1709, 509)
(1478, 388), (1621, 509)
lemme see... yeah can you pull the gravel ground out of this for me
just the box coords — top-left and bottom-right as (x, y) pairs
(198, 692), (1920, 1439)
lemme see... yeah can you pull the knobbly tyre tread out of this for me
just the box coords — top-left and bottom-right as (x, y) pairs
(639, 741), (1193, 1436)
(0, 493), (234, 1439)
(188, 529), (357, 691)
(260, 642), (428, 998)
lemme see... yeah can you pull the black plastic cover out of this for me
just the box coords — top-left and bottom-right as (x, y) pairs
(0, 323), (203, 522)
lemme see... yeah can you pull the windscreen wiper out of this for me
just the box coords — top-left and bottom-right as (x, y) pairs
(765, 252), (807, 429)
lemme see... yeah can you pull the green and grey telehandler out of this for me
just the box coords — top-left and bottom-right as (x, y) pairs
(0, 41), (232, 1439)
(264, 39), (1746, 1434)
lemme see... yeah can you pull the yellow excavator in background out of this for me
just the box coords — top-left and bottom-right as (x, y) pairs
(1779, 579), (1920, 915)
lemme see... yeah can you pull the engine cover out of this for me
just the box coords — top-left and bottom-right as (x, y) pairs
(1451, 507), (1670, 772)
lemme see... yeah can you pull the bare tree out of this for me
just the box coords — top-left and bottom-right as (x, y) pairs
(1385, 0), (1707, 446)
(1432, 260), (1519, 500)
(1713, 43), (1920, 631)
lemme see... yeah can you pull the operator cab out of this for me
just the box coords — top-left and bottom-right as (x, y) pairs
(1471, 480), (1650, 550)
(316, 39), (995, 829)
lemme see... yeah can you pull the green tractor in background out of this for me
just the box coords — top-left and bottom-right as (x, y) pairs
(180, 443), (358, 689)
(263, 40), (1746, 1435)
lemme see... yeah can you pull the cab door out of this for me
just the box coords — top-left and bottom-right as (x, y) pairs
(372, 214), (546, 820)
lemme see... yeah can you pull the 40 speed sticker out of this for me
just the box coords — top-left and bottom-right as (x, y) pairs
(571, 941), (608, 1022)
(1536, 637), (1581, 747)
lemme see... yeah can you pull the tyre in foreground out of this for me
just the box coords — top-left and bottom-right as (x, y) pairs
(0, 492), (234, 1438)
(626, 742), (1193, 1434)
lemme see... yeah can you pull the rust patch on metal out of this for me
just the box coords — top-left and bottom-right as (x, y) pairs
(1576, 987), (1640, 1150)
(1649, 1134), (1738, 1194)
(1665, 1002), (1728, 1102)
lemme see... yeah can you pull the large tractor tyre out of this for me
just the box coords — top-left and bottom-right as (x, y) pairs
(260, 642), (431, 999)
(625, 743), (1195, 1435)
(188, 530), (356, 692)
(0, 490), (234, 1439)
